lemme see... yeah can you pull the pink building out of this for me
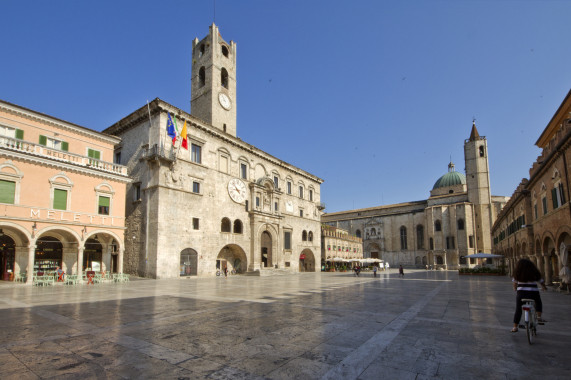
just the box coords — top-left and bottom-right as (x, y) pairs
(0, 100), (129, 284)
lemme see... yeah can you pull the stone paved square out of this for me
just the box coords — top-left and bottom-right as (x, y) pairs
(0, 270), (570, 379)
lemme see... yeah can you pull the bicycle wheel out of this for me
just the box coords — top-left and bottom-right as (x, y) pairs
(216, 270), (221, 276)
(525, 321), (533, 345)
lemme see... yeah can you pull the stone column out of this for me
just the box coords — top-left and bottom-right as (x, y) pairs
(77, 246), (84, 279)
(543, 255), (552, 284)
(118, 248), (124, 273)
(26, 244), (35, 285)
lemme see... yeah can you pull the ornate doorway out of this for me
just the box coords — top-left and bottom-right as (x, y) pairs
(261, 231), (272, 268)
(299, 249), (315, 272)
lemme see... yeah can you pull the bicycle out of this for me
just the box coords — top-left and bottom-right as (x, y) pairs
(520, 298), (538, 344)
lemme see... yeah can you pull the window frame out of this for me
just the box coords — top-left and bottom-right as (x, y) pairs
(49, 174), (73, 211)
(191, 143), (202, 164)
(0, 163), (23, 205)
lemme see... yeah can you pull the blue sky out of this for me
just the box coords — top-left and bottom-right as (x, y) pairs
(2, 0), (570, 212)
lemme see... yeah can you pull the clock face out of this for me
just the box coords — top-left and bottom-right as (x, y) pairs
(285, 200), (294, 213)
(228, 178), (246, 203)
(218, 93), (232, 110)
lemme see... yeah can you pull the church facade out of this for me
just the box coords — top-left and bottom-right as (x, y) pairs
(104, 24), (323, 278)
(322, 124), (508, 269)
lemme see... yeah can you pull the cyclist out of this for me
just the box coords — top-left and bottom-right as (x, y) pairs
(511, 258), (547, 332)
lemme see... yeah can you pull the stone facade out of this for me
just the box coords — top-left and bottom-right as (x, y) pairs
(322, 124), (508, 270)
(104, 24), (323, 278)
(492, 89), (571, 284)
(321, 225), (363, 268)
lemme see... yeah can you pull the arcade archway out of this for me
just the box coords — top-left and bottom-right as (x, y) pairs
(261, 231), (272, 268)
(299, 249), (315, 272)
(35, 236), (63, 273)
(180, 248), (198, 276)
(0, 233), (15, 280)
(217, 245), (247, 274)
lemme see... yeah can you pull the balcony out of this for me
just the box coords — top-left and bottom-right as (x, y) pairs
(143, 144), (176, 163)
(317, 202), (326, 210)
(0, 136), (128, 176)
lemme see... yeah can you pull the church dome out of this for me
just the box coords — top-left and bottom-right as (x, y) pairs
(432, 162), (466, 190)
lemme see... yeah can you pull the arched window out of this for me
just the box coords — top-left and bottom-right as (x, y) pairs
(400, 226), (407, 250)
(233, 220), (243, 234)
(416, 225), (424, 249)
(479, 146), (485, 157)
(435, 220), (441, 232)
(221, 45), (229, 57)
(302, 230), (307, 241)
(221, 217), (231, 232)
(221, 68), (229, 88)
(199, 67), (205, 87)
(436, 255), (444, 265)
(308, 231), (313, 242)
(356, 229), (361, 238)
(457, 219), (465, 230)
(199, 44), (205, 57)
(371, 228), (376, 236)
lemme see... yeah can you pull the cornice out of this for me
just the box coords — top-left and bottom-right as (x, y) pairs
(0, 100), (121, 145)
(0, 149), (131, 184)
(105, 98), (324, 184)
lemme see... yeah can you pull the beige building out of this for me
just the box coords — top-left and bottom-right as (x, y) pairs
(104, 24), (324, 278)
(0, 100), (129, 283)
(321, 225), (363, 269)
(492, 89), (571, 283)
(322, 124), (508, 269)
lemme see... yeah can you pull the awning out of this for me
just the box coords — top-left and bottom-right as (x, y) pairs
(463, 253), (503, 259)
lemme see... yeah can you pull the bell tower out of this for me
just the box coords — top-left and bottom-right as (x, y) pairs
(464, 121), (494, 253)
(191, 24), (237, 137)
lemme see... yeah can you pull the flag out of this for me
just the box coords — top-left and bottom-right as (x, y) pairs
(181, 120), (188, 150)
(166, 112), (176, 144)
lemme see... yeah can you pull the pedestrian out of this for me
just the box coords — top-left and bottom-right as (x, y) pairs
(373, 265), (377, 277)
(386, 262), (390, 271)
(399, 265), (404, 277)
(511, 258), (547, 332)
(224, 266), (228, 278)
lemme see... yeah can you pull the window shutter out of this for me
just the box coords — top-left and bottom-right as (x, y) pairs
(15, 129), (24, 140)
(61, 141), (69, 151)
(552, 188), (558, 209)
(53, 189), (67, 210)
(560, 184), (566, 204)
(99, 196), (110, 208)
(39, 135), (47, 146)
(0, 180), (16, 204)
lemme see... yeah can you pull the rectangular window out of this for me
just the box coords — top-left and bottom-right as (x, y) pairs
(552, 188), (559, 209)
(192, 181), (200, 193)
(192, 218), (199, 230)
(39, 135), (68, 151)
(88, 148), (101, 160)
(53, 189), (68, 210)
(0, 125), (24, 139)
(534, 204), (538, 220)
(469, 235), (474, 248)
(98, 196), (110, 215)
(309, 189), (313, 201)
(299, 209), (303, 217)
(287, 181), (292, 194)
(256, 196), (260, 207)
(0, 180), (16, 204)
(240, 163), (247, 179)
(114, 151), (121, 164)
(284, 231), (291, 250)
(542, 196), (547, 215)
(273, 176), (279, 189)
(133, 184), (141, 201)
(274, 202), (278, 212)
(299, 186), (304, 199)
(191, 144), (202, 164)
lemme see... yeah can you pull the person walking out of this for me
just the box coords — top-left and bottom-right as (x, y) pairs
(399, 265), (404, 277)
(511, 258), (547, 332)
(373, 265), (378, 278)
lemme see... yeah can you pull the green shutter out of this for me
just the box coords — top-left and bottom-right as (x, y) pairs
(552, 188), (558, 209)
(53, 189), (67, 210)
(0, 180), (15, 204)
(99, 196), (110, 207)
(15, 129), (24, 140)
(61, 141), (69, 151)
(88, 149), (101, 160)
(39, 135), (47, 146)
